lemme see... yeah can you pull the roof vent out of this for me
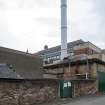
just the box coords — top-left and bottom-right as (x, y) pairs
(44, 45), (48, 50)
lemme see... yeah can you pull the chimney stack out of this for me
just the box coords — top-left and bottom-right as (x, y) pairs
(61, 0), (68, 60)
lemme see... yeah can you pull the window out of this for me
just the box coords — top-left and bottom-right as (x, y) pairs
(70, 52), (74, 56)
(47, 57), (50, 60)
(56, 55), (60, 59)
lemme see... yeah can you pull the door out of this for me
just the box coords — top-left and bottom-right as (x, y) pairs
(60, 80), (72, 98)
(98, 71), (105, 92)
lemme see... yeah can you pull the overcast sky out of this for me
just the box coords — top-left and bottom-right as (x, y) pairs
(0, 0), (105, 53)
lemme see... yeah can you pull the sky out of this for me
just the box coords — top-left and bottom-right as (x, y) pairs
(0, 0), (105, 53)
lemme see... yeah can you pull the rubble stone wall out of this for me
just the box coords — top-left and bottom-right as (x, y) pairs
(73, 81), (98, 97)
(97, 64), (105, 72)
(0, 79), (58, 105)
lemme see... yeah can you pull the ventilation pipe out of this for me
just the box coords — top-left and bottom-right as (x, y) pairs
(61, 0), (68, 60)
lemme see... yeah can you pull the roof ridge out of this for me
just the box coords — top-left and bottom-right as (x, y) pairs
(0, 46), (36, 58)
(36, 39), (85, 54)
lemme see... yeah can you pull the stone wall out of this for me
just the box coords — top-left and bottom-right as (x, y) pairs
(73, 81), (98, 97)
(63, 63), (97, 80)
(97, 64), (105, 73)
(0, 79), (58, 105)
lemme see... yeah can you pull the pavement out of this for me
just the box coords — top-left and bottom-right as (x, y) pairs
(42, 94), (105, 105)
(64, 96), (105, 105)
(64, 95), (105, 105)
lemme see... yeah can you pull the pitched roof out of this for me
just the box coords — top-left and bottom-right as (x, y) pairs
(0, 64), (20, 79)
(0, 46), (34, 57)
(0, 47), (43, 79)
(102, 49), (105, 54)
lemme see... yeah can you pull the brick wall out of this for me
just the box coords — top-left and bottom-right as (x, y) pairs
(0, 79), (58, 105)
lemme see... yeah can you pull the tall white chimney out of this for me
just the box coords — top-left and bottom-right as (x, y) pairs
(61, 0), (68, 60)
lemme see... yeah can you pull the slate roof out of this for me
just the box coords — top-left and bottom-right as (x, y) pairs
(102, 49), (105, 54)
(0, 64), (21, 79)
(0, 46), (34, 57)
(0, 46), (43, 79)
(37, 39), (85, 55)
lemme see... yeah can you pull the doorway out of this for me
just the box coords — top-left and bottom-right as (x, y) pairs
(60, 80), (72, 98)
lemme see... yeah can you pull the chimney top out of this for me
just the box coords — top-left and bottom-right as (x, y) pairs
(44, 45), (48, 50)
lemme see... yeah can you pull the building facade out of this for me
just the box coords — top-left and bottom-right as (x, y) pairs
(37, 40), (102, 63)
(37, 39), (85, 61)
(42, 40), (105, 98)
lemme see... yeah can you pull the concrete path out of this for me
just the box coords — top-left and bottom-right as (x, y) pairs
(63, 96), (105, 105)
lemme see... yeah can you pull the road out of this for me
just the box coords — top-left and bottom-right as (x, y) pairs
(63, 96), (105, 105)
